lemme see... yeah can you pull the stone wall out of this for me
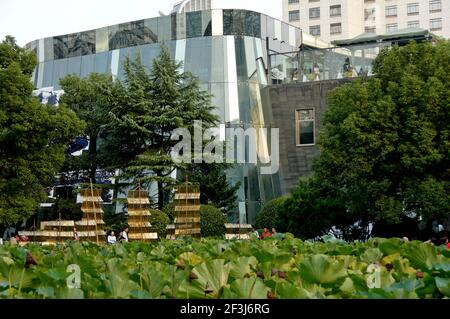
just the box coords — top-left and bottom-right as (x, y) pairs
(264, 79), (354, 194)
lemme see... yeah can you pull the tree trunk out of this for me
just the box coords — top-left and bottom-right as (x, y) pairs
(89, 133), (98, 184)
(157, 177), (164, 211)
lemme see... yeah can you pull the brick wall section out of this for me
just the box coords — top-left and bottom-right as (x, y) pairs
(265, 78), (354, 194)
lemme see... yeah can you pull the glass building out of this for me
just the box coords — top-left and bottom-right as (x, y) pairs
(26, 9), (303, 224)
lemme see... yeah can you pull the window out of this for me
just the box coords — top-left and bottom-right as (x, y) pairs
(430, 18), (442, 30)
(309, 25), (321, 36)
(365, 8), (376, 20)
(289, 10), (300, 22)
(429, 0), (441, 12)
(407, 3), (419, 15)
(330, 23), (342, 35)
(386, 23), (398, 32)
(309, 7), (320, 19)
(296, 109), (315, 146)
(365, 26), (376, 33)
(407, 20), (420, 28)
(385, 5), (397, 17)
(288, 0), (299, 4)
(330, 5), (341, 17)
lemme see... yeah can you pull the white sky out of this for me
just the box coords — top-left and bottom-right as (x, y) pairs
(0, 0), (282, 46)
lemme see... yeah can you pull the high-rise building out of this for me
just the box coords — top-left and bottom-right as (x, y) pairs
(283, 0), (449, 42)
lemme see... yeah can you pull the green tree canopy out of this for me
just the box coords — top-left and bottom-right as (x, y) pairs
(0, 36), (84, 225)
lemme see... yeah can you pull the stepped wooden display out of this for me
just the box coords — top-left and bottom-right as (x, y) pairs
(77, 188), (106, 243)
(169, 184), (201, 239)
(225, 224), (253, 240)
(127, 188), (158, 242)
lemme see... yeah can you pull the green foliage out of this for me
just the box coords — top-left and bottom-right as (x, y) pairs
(188, 163), (240, 214)
(162, 203), (175, 222)
(255, 197), (289, 229)
(107, 46), (219, 209)
(200, 205), (226, 238)
(287, 40), (450, 239)
(0, 37), (84, 225)
(59, 73), (120, 183)
(150, 209), (170, 239)
(0, 238), (448, 299)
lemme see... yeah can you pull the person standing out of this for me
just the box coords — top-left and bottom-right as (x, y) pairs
(73, 227), (79, 241)
(107, 231), (117, 244)
(120, 227), (129, 242)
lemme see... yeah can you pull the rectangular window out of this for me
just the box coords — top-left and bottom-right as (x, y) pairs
(365, 8), (376, 20)
(296, 109), (315, 146)
(407, 3), (419, 15)
(365, 26), (376, 33)
(407, 20), (420, 28)
(309, 25), (321, 36)
(289, 10), (300, 22)
(430, 18), (442, 30)
(330, 23), (342, 35)
(429, 0), (441, 12)
(309, 7), (320, 19)
(385, 5), (397, 17)
(386, 23), (398, 32)
(330, 5), (341, 17)
(288, 0), (299, 4)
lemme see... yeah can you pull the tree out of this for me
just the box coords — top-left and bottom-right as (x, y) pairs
(188, 163), (240, 214)
(108, 46), (219, 210)
(200, 205), (227, 237)
(0, 36), (84, 225)
(296, 40), (450, 239)
(59, 73), (120, 183)
(150, 209), (170, 239)
(255, 197), (289, 229)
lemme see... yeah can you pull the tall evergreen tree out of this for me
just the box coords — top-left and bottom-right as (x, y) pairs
(108, 46), (219, 209)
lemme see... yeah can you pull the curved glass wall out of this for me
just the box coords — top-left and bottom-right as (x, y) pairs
(28, 9), (300, 224)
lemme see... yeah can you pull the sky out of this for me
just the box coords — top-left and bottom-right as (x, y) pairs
(0, 0), (282, 46)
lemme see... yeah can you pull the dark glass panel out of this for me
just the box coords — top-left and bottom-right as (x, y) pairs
(143, 18), (158, 44)
(186, 11), (202, 38)
(109, 20), (145, 50)
(300, 121), (314, 144)
(80, 31), (96, 55)
(54, 35), (68, 60)
(245, 11), (261, 38)
(223, 9), (233, 35)
(235, 37), (248, 82)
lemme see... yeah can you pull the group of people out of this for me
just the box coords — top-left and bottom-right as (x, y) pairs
(253, 227), (283, 240)
(107, 227), (129, 244)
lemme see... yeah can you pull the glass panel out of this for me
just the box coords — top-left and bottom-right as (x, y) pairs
(211, 9), (223, 36)
(157, 16), (172, 42)
(81, 30), (96, 55)
(223, 9), (233, 35)
(300, 121), (314, 145)
(186, 11), (202, 38)
(143, 18), (159, 44)
(184, 37), (211, 82)
(260, 14), (267, 39)
(42, 61), (54, 87)
(211, 37), (225, 82)
(67, 57), (81, 76)
(96, 27), (109, 53)
(202, 10), (212, 36)
(80, 55), (95, 78)
(299, 110), (314, 120)
(53, 35), (68, 60)
(51, 58), (68, 89)
(235, 37), (248, 82)
(245, 11), (261, 38)
(281, 22), (289, 44)
(44, 38), (54, 61)
(109, 20), (145, 50)
(266, 16), (274, 39)
(94, 52), (109, 74)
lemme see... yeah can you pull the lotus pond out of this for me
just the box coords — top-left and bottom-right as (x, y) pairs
(0, 236), (449, 299)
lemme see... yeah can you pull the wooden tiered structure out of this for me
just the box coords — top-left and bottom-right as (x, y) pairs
(77, 188), (106, 244)
(167, 184), (201, 239)
(127, 188), (158, 242)
(225, 224), (253, 240)
(19, 187), (106, 245)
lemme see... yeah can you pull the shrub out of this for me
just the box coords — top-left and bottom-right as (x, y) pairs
(150, 209), (170, 239)
(200, 205), (227, 237)
(256, 197), (289, 229)
(162, 203), (175, 222)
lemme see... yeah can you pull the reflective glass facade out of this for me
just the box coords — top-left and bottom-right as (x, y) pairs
(28, 10), (302, 224)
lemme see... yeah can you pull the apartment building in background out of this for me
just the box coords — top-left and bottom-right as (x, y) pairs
(283, 0), (449, 43)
